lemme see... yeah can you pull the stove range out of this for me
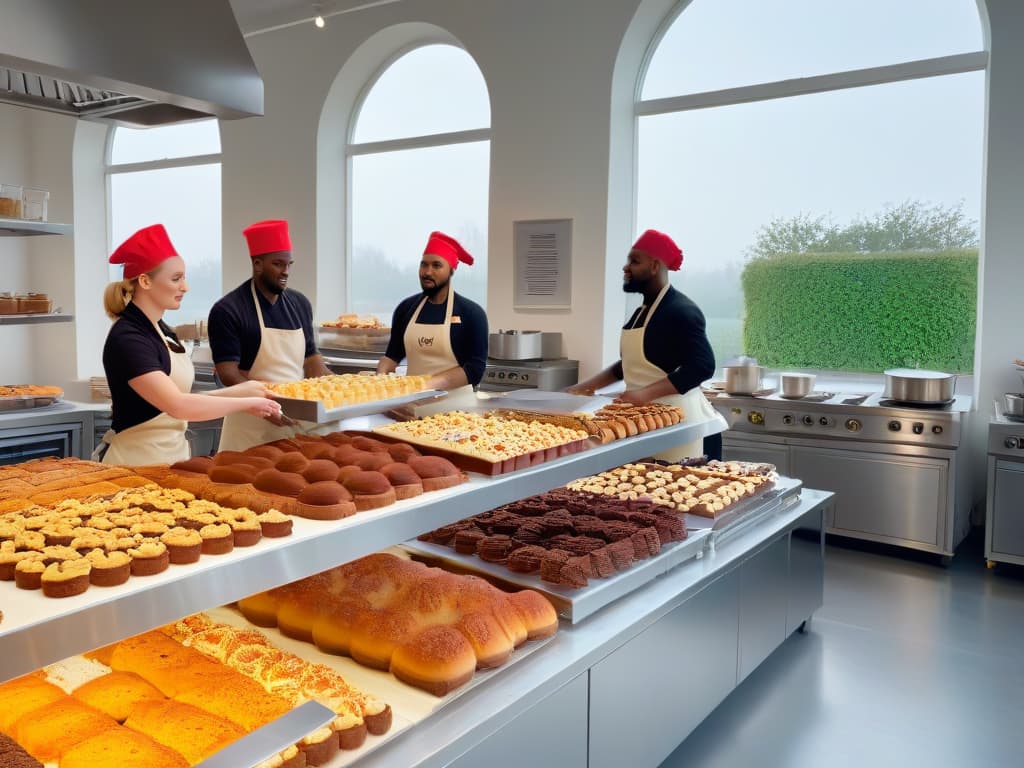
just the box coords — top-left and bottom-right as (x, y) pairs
(712, 391), (968, 448)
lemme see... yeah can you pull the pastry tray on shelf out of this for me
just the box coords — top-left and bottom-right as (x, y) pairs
(364, 428), (592, 476)
(402, 529), (711, 624)
(277, 389), (446, 424)
(0, 391), (63, 411)
(685, 476), (804, 549)
(203, 603), (556, 766)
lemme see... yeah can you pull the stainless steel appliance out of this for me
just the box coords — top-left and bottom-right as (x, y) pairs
(985, 409), (1024, 566)
(488, 330), (563, 361)
(714, 391), (971, 558)
(480, 358), (580, 393)
(0, 402), (85, 464)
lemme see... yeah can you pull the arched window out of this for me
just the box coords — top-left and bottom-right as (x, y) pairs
(348, 44), (490, 320)
(637, 1), (985, 374)
(106, 119), (222, 326)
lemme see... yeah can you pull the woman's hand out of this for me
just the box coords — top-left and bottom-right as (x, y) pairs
(565, 384), (595, 396)
(224, 379), (273, 398)
(243, 397), (284, 420)
(615, 388), (650, 405)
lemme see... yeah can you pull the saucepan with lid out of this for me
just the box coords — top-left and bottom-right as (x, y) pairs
(722, 356), (765, 395)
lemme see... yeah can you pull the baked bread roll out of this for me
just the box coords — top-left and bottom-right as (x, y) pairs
(60, 727), (189, 768)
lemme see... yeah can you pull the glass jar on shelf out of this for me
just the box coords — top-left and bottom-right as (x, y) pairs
(0, 184), (23, 218)
(21, 188), (49, 221)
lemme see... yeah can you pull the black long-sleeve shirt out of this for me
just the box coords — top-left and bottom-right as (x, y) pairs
(612, 286), (715, 394)
(384, 292), (488, 387)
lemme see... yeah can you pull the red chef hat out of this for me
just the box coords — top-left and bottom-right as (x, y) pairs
(632, 229), (683, 271)
(243, 220), (292, 258)
(424, 231), (474, 270)
(109, 224), (179, 280)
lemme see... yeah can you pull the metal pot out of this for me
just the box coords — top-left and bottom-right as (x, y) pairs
(723, 365), (765, 395)
(780, 373), (816, 398)
(1005, 393), (1024, 417)
(883, 368), (957, 404)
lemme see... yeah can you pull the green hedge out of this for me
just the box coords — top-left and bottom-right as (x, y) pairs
(741, 249), (977, 372)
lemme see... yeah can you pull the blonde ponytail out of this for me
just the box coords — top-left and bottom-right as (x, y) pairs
(103, 279), (135, 320)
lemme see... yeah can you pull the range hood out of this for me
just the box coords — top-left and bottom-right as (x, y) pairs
(0, 0), (263, 127)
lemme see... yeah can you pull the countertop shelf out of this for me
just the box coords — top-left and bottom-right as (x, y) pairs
(0, 418), (718, 681)
(0, 313), (74, 325)
(0, 218), (72, 237)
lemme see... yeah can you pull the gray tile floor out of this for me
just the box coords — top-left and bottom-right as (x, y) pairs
(660, 532), (1024, 768)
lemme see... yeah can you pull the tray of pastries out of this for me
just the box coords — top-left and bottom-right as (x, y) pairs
(406, 486), (710, 623)
(318, 315), (391, 353)
(494, 401), (684, 444)
(371, 411), (590, 475)
(0, 384), (63, 411)
(0, 293), (53, 316)
(267, 374), (443, 423)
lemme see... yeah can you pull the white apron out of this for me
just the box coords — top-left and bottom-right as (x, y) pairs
(621, 284), (727, 461)
(102, 326), (195, 466)
(218, 282), (309, 452)
(404, 289), (478, 416)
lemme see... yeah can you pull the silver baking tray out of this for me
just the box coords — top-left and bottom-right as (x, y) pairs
(402, 528), (711, 624)
(685, 476), (804, 549)
(276, 389), (447, 424)
(0, 391), (63, 411)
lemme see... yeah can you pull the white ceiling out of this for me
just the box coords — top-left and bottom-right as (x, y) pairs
(229, 0), (404, 34)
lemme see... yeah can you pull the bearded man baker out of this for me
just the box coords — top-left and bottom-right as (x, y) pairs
(208, 219), (332, 451)
(376, 231), (488, 411)
(568, 229), (727, 459)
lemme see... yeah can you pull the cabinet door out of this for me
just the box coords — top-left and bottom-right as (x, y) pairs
(445, 672), (588, 768)
(791, 446), (947, 547)
(589, 572), (739, 768)
(723, 437), (791, 476)
(991, 460), (1024, 557)
(738, 536), (789, 682)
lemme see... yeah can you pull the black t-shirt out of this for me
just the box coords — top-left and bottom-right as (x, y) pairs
(612, 285), (716, 394)
(102, 301), (183, 432)
(384, 292), (488, 387)
(207, 280), (318, 371)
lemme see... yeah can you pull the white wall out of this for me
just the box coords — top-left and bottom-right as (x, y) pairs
(0, 103), (36, 379)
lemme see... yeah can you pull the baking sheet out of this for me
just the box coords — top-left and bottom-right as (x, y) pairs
(277, 389), (446, 423)
(685, 476), (804, 550)
(0, 389), (62, 411)
(402, 529), (711, 624)
(490, 390), (616, 415)
(206, 601), (557, 765)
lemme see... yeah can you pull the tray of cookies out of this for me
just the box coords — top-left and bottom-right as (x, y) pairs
(404, 486), (713, 622)
(268, 374), (444, 423)
(0, 384), (63, 411)
(370, 411), (591, 475)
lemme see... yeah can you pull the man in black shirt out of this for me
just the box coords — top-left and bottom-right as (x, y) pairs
(569, 229), (726, 459)
(377, 231), (488, 410)
(208, 219), (332, 450)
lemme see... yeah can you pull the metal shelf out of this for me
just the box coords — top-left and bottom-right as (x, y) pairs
(0, 418), (716, 681)
(0, 313), (73, 325)
(0, 218), (72, 237)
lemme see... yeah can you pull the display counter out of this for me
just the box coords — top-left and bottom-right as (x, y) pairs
(0, 415), (829, 767)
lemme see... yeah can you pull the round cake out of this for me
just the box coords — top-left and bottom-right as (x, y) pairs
(274, 452), (310, 474)
(301, 459), (341, 483)
(253, 469), (308, 498)
(257, 509), (293, 538)
(405, 456), (464, 492)
(41, 558), (92, 597)
(161, 527), (203, 564)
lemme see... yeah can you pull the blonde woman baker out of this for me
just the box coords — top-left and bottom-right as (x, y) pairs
(98, 224), (281, 466)
(376, 231), (488, 414)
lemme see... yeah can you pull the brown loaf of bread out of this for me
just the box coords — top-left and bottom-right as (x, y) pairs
(274, 452), (310, 474)
(12, 697), (121, 763)
(0, 673), (68, 732)
(386, 442), (421, 462)
(350, 451), (393, 471)
(71, 670), (166, 722)
(296, 481), (357, 520)
(350, 435), (390, 453)
(209, 464), (259, 485)
(246, 444), (285, 462)
(341, 470), (397, 510)
(123, 699), (245, 765)
(239, 553), (558, 696)
(302, 459), (341, 483)
(253, 469), (308, 498)
(60, 727), (189, 768)
(298, 442), (335, 460)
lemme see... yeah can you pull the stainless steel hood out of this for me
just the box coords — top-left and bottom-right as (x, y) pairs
(0, 0), (263, 127)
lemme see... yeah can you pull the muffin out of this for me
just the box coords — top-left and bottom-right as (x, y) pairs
(199, 523), (234, 555)
(257, 509), (293, 538)
(128, 541), (170, 576)
(86, 549), (131, 587)
(41, 559), (92, 597)
(161, 527), (203, 564)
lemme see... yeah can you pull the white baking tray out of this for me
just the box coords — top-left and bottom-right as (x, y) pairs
(276, 389), (446, 424)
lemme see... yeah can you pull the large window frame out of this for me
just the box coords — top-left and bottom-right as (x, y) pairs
(344, 42), (492, 316)
(634, 5), (987, 376)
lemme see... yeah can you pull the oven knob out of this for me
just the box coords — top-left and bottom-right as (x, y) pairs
(912, 422), (924, 435)
(845, 418), (862, 432)
(1006, 437), (1020, 450)
(888, 420), (902, 432)
(802, 415), (814, 426)
(498, 372), (506, 379)
(748, 410), (765, 425)
(508, 372), (518, 380)
(782, 414), (794, 425)
(932, 426), (943, 434)
(521, 374), (530, 383)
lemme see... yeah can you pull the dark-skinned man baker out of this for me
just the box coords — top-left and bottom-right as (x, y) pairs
(208, 219), (332, 451)
(568, 229), (727, 460)
(376, 231), (488, 416)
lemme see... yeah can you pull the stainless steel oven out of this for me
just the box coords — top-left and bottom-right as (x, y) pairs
(985, 412), (1024, 566)
(716, 392), (972, 559)
(0, 423), (83, 465)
